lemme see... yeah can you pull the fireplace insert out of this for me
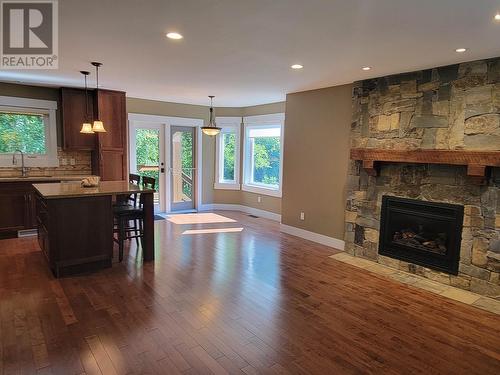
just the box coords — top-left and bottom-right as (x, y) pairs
(379, 196), (464, 275)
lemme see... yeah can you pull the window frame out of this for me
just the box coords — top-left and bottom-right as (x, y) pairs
(214, 117), (241, 190)
(0, 96), (58, 167)
(242, 113), (285, 197)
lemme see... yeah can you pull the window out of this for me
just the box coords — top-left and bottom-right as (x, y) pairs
(242, 113), (284, 197)
(0, 96), (58, 167)
(214, 117), (241, 190)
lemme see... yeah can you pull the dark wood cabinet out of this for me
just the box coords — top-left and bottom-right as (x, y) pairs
(0, 182), (32, 238)
(61, 87), (128, 181)
(0, 181), (59, 239)
(61, 87), (97, 150)
(92, 89), (128, 181)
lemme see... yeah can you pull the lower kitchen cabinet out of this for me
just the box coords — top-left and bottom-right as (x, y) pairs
(0, 181), (58, 239)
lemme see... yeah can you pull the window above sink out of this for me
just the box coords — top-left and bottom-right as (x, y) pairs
(0, 96), (58, 167)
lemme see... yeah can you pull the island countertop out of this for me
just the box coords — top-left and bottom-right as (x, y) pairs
(33, 180), (155, 199)
(0, 174), (99, 183)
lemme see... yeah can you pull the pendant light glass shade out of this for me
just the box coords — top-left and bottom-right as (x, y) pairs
(92, 120), (106, 132)
(80, 122), (94, 134)
(201, 127), (221, 136)
(201, 95), (221, 136)
(91, 62), (106, 133)
(79, 71), (95, 134)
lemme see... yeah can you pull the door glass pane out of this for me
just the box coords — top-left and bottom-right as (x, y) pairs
(172, 130), (194, 205)
(135, 128), (160, 206)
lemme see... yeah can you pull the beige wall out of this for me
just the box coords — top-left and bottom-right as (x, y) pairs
(281, 84), (352, 239)
(212, 101), (285, 214)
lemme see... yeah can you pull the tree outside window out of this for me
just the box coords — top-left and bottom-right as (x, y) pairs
(222, 133), (236, 182)
(251, 136), (280, 186)
(0, 113), (46, 154)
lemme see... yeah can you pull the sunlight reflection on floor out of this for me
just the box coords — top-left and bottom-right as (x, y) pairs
(166, 213), (237, 225)
(182, 227), (244, 235)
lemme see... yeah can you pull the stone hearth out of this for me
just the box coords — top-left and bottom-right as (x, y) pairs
(345, 57), (500, 299)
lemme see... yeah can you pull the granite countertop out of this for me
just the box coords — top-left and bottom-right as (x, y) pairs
(0, 175), (99, 182)
(33, 181), (155, 199)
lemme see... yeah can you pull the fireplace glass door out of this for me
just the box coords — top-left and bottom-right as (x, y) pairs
(379, 196), (464, 274)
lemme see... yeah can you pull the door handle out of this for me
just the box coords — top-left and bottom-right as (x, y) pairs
(160, 168), (165, 173)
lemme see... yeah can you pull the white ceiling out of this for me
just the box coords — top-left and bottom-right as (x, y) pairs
(1, 0), (500, 107)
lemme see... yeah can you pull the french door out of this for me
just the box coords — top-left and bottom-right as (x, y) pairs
(170, 126), (196, 212)
(129, 123), (165, 212)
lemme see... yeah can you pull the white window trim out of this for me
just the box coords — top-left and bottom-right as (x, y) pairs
(214, 116), (241, 190)
(0, 96), (58, 167)
(242, 113), (285, 198)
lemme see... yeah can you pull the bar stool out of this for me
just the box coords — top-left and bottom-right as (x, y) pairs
(113, 173), (141, 239)
(113, 176), (156, 262)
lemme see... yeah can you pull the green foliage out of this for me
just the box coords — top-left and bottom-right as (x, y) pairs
(0, 113), (46, 154)
(135, 129), (159, 181)
(223, 133), (235, 181)
(180, 132), (193, 198)
(134, 129), (194, 199)
(252, 136), (280, 186)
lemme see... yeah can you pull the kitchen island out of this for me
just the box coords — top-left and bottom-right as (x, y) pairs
(33, 181), (155, 277)
(0, 175), (98, 239)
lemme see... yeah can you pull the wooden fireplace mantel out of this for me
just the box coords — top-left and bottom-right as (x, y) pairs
(350, 148), (500, 182)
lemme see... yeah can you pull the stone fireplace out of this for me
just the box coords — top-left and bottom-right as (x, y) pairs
(345, 57), (500, 298)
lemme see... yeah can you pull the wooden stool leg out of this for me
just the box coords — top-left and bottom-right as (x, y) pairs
(139, 218), (144, 250)
(135, 219), (140, 247)
(118, 217), (125, 262)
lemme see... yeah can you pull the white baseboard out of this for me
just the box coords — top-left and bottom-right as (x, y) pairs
(18, 229), (37, 237)
(198, 203), (281, 222)
(198, 204), (344, 249)
(280, 224), (345, 250)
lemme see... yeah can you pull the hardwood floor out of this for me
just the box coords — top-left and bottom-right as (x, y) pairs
(1, 211), (499, 374)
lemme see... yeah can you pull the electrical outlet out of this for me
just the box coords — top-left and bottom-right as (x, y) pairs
(70, 158), (76, 166)
(257, 196), (262, 203)
(61, 158), (68, 166)
(300, 212), (305, 221)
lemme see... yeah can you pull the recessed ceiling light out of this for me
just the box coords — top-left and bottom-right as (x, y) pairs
(166, 32), (183, 40)
(291, 64), (303, 69)
(495, 13), (500, 21)
(362, 66), (371, 71)
(455, 48), (467, 53)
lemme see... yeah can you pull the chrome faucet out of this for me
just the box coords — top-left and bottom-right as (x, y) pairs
(12, 150), (28, 177)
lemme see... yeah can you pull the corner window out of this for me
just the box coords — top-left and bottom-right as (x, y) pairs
(214, 117), (241, 190)
(0, 96), (58, 167)
(242, 113), (284, 197)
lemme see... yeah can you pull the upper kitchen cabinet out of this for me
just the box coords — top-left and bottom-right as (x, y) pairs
(61, 87), (96, 150)
(92, 89), (128, 181)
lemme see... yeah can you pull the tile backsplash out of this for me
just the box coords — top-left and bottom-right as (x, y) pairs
(0, 149), (92, 177)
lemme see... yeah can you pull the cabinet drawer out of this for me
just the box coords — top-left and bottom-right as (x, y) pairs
(37, 223), (50, 261)
(36, 195), (49, 226)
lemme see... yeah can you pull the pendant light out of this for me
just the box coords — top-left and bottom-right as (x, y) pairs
(201, 95), (221, 136)
(91, 61), (106, 133)
(79, 71), (94, 134)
